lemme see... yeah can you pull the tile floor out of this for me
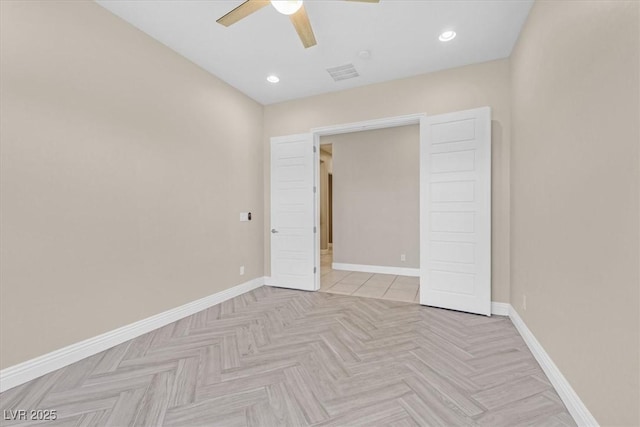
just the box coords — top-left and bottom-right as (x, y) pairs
(320, 250), (420, 303)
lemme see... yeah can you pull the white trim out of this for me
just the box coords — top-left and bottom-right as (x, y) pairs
(0, 277), (265, 393)
(491, 301), (510, 316)
(312, 113), (424, 138)
(332, 262), (420, 277)
(509, 306), (599, 427)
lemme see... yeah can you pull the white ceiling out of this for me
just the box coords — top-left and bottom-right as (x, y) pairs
(96, 0), (533, 105)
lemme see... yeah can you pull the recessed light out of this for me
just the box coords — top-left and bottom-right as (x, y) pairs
(358, 49), (371, 59)
(439, 30), (456, 42)
(267, 75), (280, 83)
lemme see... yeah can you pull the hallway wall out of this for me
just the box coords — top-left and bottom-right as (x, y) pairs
(319, 149), (332, 251)
(323, 126), (420, 269)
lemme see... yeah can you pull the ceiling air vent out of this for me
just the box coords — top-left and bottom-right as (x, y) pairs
(326, 64), (359, 82)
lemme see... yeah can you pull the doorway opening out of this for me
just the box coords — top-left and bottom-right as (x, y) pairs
(317, 128), (421, 304)
(270, 108), (491, 315)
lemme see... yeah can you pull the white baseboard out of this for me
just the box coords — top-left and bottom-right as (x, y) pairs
(0, 276), (265, 393)
(332, 262), (420, 277)
(490, 301), (510, 316)
(508, 306), (599, 427)
(0, 281), (598, 427)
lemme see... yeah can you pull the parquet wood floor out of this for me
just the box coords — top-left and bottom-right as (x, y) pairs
(0, 286), (575, 426)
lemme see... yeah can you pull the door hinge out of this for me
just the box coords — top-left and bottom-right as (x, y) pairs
(313, 226), (317, 233)
(314, 267), (317, 274)
(313, 186), (317, 193)
(313, 146), (317, 153)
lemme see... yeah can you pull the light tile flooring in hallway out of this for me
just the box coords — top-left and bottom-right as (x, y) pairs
(320, 251), (420, 303)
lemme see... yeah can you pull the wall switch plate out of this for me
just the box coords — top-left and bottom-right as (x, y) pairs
(240, 212), (251, 222)
(240, 266), (245, 275)
(400, 254), (406, 262)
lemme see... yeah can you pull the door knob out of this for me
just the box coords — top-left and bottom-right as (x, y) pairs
(271, 228), (279, 234)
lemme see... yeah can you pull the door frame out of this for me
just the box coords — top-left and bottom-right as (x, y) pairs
(310, 113), (427, 292)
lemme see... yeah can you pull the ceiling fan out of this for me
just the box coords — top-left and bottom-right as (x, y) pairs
(216, 0), (380, 49)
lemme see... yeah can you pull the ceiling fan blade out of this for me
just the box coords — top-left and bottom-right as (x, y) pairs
(216, 0), (270, 27)
(289, 5), (317, 48)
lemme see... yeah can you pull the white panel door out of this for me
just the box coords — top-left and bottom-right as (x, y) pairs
(420, 107), (491, 315)
(269, 134), (317, 291)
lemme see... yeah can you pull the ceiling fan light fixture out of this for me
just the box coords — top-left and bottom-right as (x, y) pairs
(267, 75), (280, 83)
(270, 0), (303, 16)
(439, 30), (457, 42)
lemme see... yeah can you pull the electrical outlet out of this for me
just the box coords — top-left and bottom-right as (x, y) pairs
(523, 294), (527, 311)
(400, 253), (406, 262)
(240, 266), (245, 276)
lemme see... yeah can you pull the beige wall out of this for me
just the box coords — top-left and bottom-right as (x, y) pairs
(323, 126), (419, 268)
(264, 59), (512, 302)
(0, 1), (264, 369)
(510, 1), (639, 425)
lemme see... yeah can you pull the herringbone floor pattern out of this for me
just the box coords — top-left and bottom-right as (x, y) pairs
(0, 287), (575, 426)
